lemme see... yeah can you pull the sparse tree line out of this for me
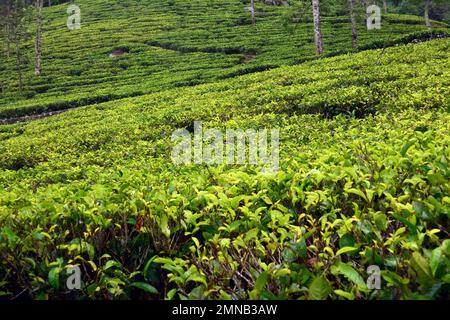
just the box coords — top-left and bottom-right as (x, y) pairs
(248, 0), (447, 55)
(0, 0), (74, 94)
(0, 0), (447, 95)
(1, 0), (43, 94)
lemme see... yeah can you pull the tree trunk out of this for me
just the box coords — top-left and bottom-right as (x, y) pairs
(424, 0), (431, 29)
(6, 2), (11, 58)
(250, 0), (255, 25)
(349, 0), (357, 49)
(383, 0), (388, 14)
(35, 0), (43, 76)
(311, 0), (323, 55)
(1, 0), (12, 59)
(15, 32), (23, 93)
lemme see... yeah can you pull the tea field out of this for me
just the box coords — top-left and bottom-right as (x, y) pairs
(0, 0), (449, 300)
(0, 0), (447, 119)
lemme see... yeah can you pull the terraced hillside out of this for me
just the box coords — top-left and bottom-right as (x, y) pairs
(0, 0), (447, 119)
(0, 32), (449, 300)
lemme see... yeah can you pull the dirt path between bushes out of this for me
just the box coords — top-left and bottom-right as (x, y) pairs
(0, 109), (68, 125)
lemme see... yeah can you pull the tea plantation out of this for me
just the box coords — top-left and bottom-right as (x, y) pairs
(0, 0), (447, 119)
(0, 0), (449, 300)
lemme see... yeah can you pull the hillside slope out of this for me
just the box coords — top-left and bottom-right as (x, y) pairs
(0, 0), (447, 119)
(0, 37), (449, 299)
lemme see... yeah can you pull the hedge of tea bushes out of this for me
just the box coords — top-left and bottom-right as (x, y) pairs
(0, 39), (449, 299)
(0, 0), (445, 119)
(0, 110), (448, 300)
(0, 38), (448, 174)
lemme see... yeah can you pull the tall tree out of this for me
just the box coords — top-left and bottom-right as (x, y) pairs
(424, 0), (431, 28)
(250, 0), (255, 25)
(311, 0), (323, 55)
(383, 0), (388, 13)
(34, 0), (43, 76)
(7, 0), (32, 93)
(408, 0), (442, 28)
(348, 0), (358, 48)
(0, 0), (12, 58)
